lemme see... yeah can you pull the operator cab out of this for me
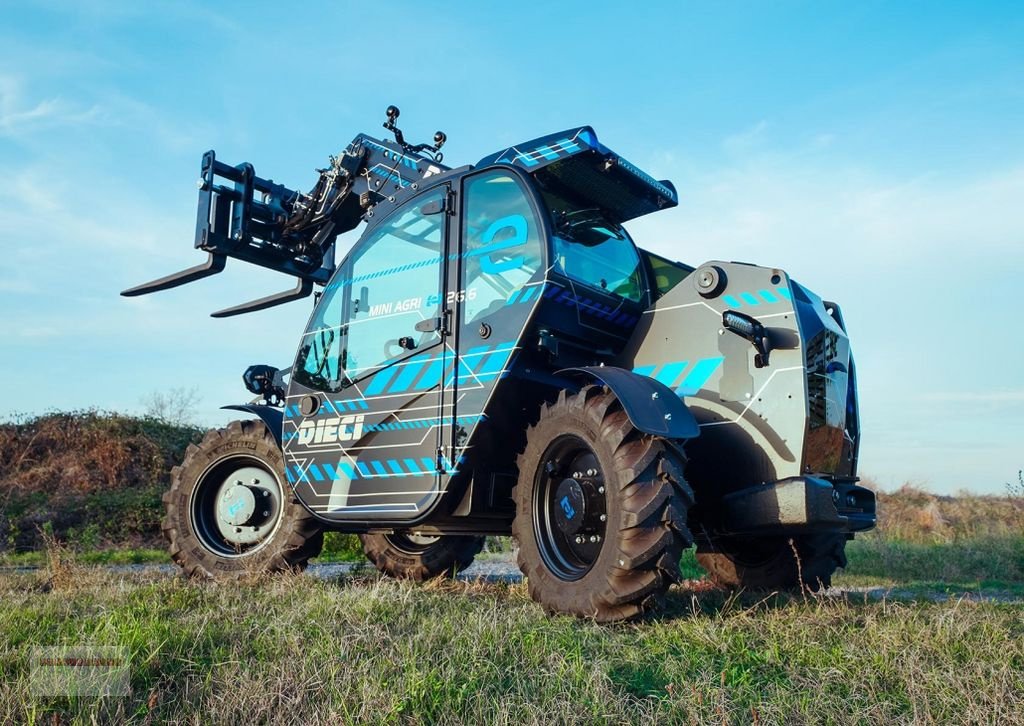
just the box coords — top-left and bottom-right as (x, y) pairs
(279, 124), (685, 527)
(474, 126), (681, 363)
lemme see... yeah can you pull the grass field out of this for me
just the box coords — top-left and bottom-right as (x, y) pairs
(1, 560), (1022, 724)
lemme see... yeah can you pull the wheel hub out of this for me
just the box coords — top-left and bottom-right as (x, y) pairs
(216, 483), (270, 527)
(557, 479), (589, 536)
(534, 435), (609, 581)
(205, 465), (280, 548)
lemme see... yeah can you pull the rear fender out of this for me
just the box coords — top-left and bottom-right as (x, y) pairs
(221, 404), (283, 448)
(559, 366), (699, 439)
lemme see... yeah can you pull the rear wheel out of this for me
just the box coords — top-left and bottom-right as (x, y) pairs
(162, 420), (323, 578)
(513, 386), (693, 622)
(359, 532), (484, 581)
(696, 533), (848, 591)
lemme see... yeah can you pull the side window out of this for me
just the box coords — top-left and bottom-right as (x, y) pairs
(645, 251), (692, 300)
(542, 190), (645, 303)
(551, 228), (644, 303)
(345, 188), (446, 380)
(461, 172), (542, 323)
(293, 187), (446, 392)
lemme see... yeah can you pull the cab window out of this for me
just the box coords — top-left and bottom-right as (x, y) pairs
(645, 251), (693, 300)
(293, 187), (446, 392)
(544, 193), (644, 303)
(460, 171), (543, 323)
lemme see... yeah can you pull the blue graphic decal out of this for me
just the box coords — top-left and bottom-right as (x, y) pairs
(677, 358), (725, 396)
(721, 287), (792, 309)
(291, 454), (468, 484)
(560, 495), (576, 519)
(654, 361), (688, 387)
(543, 282), (639, 328)
(387, 356), (428, 393)
(633, 357), (725, 397)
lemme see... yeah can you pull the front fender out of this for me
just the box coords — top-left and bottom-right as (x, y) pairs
(558, 366), (699, 439)
(221, 404), (283, 448)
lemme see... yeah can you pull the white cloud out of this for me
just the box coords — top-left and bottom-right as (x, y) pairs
(722, 120), (769, 155)
(0, 74), (100, 136)
(628, 152), (1024, 282)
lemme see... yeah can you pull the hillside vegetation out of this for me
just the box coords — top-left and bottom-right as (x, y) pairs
(2, 411), (1023, 578)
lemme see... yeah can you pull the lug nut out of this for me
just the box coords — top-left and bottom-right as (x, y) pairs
(587, 468), (597, 476)
(262, 511), (269, 517)
(651, 391), (659, 399)
(251, 478), (259, 485)
(575, 536), (584, 544)
(664, 413), (672, 421)
(599, 514), (607, 522)
(598, 486), (605, 494)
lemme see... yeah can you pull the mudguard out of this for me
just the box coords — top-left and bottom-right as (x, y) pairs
(558, 366), (700, 440)
(221, 404), (284, 448)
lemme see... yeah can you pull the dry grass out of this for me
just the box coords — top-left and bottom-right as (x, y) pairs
(870, 483), (1024, 543)
(0, 412), (201, 552)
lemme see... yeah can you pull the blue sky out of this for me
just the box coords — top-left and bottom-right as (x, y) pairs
(1, 1), (1021, 494)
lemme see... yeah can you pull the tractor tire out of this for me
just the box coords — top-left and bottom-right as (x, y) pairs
(512, 386), (694, 622)
(359, 533), (484, 580)
(162, 419), (323, 578)
(696, 533), (848, 592)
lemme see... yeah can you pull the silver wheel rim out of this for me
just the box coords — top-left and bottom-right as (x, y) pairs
(190, 455), (286, 557)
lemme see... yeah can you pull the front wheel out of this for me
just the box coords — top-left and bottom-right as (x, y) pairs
(162, 420), (323, 578)
(513, 386), (694, 622)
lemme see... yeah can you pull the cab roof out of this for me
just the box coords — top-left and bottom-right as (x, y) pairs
(476, 126), (678, 223)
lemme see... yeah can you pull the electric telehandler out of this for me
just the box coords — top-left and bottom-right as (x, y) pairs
(124, 107), (875, 620)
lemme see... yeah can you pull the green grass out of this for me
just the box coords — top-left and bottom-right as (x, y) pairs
(1, 569), (1021, 724)
(0, 548), (171, 568)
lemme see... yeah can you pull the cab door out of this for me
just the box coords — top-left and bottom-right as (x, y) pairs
(438, 169), (546, 487)
(283, 184), (454, 523)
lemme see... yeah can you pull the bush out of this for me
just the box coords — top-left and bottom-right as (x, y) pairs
(0, 411), (202, 552)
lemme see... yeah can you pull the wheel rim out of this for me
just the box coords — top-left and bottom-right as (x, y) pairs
(385, 533), (441, 554)
(533, 434), (608, 581)
(190, 455), (285, 557)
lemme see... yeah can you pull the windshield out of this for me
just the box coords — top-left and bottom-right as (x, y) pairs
(542, 191), (645, 303)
